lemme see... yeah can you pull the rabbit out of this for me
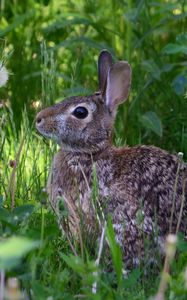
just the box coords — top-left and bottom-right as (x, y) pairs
(36, 50), (187, 267)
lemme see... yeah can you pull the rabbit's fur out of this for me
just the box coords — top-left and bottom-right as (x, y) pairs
(36, 50), (187, 266)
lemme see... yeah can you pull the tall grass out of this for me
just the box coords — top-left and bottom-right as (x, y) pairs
(0, 0), (187, 299)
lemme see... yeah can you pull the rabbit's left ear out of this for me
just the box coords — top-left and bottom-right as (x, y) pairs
(106, 61), (131, 114)
(98, 50), (113, 95)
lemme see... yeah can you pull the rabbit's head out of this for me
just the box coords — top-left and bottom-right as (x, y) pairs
(36, 50), (131, 153)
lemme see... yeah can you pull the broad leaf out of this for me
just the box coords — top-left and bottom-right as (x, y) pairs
(140, 111), (163, 137)
(162, 43), (187, 55)
(172, 74), (187, 95)
(0, 236), (39, 269)
(142, 60), (161, 80)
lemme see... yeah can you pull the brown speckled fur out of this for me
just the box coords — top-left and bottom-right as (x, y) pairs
(36, 50), (187, 267)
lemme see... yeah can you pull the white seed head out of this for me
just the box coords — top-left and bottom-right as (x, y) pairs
(165, 234), (177, 261)
(166, 234), (178, 244)
(0, 63), (9, 87)
(178, 152), (184, 159)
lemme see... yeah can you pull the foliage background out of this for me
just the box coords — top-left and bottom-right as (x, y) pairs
(0, 0), (187, 299)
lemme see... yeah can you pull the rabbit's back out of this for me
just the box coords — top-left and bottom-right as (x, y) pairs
(48, 144), (186, 265)
(100, 146), (186, 228)
(49, 145), (187, 239)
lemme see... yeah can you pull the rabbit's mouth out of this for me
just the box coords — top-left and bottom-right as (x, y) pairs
(37, 127), (58, 142)
(36, 118), (59, 142)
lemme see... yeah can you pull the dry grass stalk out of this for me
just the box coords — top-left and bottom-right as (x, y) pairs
(92, 222), (106, 294)
(169, 152), (183, 233)
(154, 234), (177, 300)
(176, 172), (186, 234)
(50, 198), (79, 257)
(5, 136), (25, 210)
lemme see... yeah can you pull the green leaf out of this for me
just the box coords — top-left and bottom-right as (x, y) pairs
(52, 36), (107, 51)
(142, 60), (161, 80)
(43, 17), (93, 34)
(0, 10), (35, 38)
(31, 281), (49, 299)
(123, 268), (141, 288)
(177, 233), (187, 252)
(172, 74), (187, 95)
(0, 207), (11, 223)
(0, 236), (39, 269)
(0, 196), (3, 207)
(162, 43), (187, 55)
(176, 33), (187, 44)
(61, 253), (97, 283)
(62, 86), (92, 98)
(106, 217), (123, 286)
(61, 254), (86, 274)
(0, 208), (15, 229)
(140, 111), (163, 137)
(12, 204), (35, 223)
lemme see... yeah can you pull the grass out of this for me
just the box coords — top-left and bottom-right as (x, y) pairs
(0, 0), (187, 299)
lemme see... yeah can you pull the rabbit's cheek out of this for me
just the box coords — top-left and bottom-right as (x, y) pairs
(64, 118), (90, 134)
(54, 115), (67, 133)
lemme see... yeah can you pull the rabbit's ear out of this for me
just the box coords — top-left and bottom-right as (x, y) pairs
(106, 61), (131, 114)
(98, 50), (113, 95)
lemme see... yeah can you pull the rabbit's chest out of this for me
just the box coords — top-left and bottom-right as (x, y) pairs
(50, 153), (94, 213)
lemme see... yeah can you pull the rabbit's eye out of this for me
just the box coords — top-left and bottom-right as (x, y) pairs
(72, 106), (88, 119)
